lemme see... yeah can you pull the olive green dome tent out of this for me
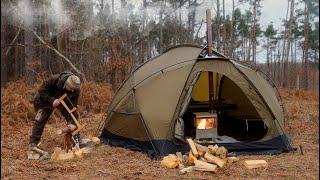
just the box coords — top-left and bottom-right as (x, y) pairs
(99, 44), (292, 157)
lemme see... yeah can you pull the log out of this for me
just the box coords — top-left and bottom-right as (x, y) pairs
(208, 144), (219, 155)
(81, 138), (96, 147)
(51, 147), (63, 161)
(57, 152), (75, 161)
(179, 166), (195, 174)
(161, 156), (179, 169)
(200, 157), (208, 162)
(194, 160), (218, 173)
(227, 157), (239, 163)
(195, 142), (209, 151)
(216, 146), (227, 159)
(51, 147), (75, 161)
(187, 151), (197, 165)
(204, 152), (226, 167)
(176, 152), (184, 163)
(195, 143), (209, 154)
(91, 137), (101, 145)
(243, 160), (268, 169)
(186, 138), (199, 157)
(82, 147), (94, 154)
(74, 149), (84, 158)
(168, 154), (177, 159)
(178, 163), (185, 169)
(183, 155), (188, 161)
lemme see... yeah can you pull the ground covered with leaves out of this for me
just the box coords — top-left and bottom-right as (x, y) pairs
(1, 79), (319, 179)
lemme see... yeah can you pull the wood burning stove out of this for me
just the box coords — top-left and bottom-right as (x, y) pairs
(194, 112), (218, 140)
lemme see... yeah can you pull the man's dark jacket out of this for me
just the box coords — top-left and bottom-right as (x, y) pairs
(34, 71), (80, 112)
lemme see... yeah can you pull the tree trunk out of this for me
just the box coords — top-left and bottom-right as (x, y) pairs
(281, 0), (290, 87)
(216, 0), (220, 51)
(24, 11), (36, 85)
(159, 8), (163, 54)
(267, 38), (270, 74)
(229, 0), (235, 58)
(1, 12), (8, 86)
(302, 0), (310, 90)
(252, 0), (257, 65)
(222, 0), (226, 54)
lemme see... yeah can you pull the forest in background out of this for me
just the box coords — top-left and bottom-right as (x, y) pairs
(1, 0), (319, 91)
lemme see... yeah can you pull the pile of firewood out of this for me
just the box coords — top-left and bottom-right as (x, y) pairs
(161, 138), (239, 174)
(51, 137), (101, 161)
(27, 136), (101, 161)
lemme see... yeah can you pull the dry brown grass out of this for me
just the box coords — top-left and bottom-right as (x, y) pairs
(1, 82), (319, 179)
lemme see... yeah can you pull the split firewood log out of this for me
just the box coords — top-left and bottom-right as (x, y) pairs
(91, 137), (101, 145)
(179, 166), (195, 174)
(178, 163), (185, 169)
(187, 151), (197, 165)
(215, 146), (227, 159)
(227, 157), (239, 163)
(194, 160), (218, 173)
(57, 152), (75, 161)
(176, 152), (184, 163)
(74, 149), (84, 158)
(51, 147), (63, 161)
(161, 156), (179, 169)
(186, 138), (199, 157)
(195, 143), (209, 157)
(243, 160), (268, 169)
(204, 152), (226, 167)
(208, 144), (219, 155)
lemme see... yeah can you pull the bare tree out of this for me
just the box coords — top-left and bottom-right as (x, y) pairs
(302, 0), (311, 89)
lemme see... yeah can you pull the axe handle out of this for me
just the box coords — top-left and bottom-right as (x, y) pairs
(58, 94), (81, 127)
(72, 123), (86, 136)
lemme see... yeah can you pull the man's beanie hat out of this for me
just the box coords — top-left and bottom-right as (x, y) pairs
(64, 75), (80, 90)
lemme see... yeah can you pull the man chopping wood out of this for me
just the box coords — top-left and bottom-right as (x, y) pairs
(28, 71), (81, 153)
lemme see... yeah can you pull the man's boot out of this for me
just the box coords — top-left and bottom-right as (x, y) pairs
(27, 143), (49, 160)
